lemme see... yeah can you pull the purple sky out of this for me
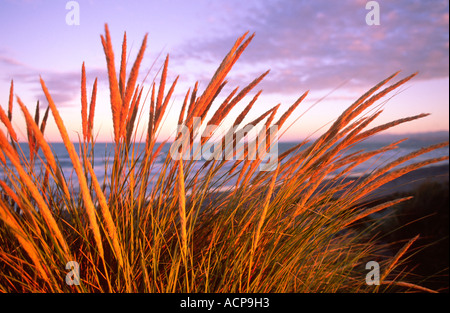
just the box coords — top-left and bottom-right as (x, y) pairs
(0, 0), (448, 142)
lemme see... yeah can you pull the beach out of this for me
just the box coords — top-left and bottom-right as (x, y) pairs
(371, 163), (449, 198)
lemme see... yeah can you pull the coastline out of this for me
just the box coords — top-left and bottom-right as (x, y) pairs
(198, 163), (449, 218)
(367, 163), (449, 199)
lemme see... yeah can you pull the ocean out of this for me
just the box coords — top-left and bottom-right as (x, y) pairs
(1, 132), (448, 192)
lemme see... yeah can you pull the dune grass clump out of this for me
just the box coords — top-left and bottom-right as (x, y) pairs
(0, 24), (448, 293)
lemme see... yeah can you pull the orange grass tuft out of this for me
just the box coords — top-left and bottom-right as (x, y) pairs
(101, 24), (122, 143)
(40, 77), (104, 260)
(0, 25), (446, 294)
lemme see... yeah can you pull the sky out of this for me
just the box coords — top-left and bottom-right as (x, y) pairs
(0, 0), (448, 142)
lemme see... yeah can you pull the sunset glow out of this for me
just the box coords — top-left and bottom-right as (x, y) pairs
(0, 0), (448, 142)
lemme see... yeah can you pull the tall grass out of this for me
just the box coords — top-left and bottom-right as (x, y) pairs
(0, 24), (448, 293)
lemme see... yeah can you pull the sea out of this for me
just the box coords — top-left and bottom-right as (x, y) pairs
(1, 132), (448, 192)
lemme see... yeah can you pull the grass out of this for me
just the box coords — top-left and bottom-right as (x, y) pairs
(0, 24), (448, 293)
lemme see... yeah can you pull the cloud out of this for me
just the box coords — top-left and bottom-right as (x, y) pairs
(30, 71), (91, 108)
(0, 53), (107, 108)
(171, 0), (449, 94)
(0, 55), (26, 67)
